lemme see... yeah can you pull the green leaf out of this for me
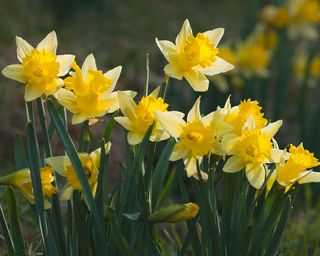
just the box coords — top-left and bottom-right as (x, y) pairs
(6, 187), (26, 255)
(14, 134), (28, 169)
(47, 100), (108, 253)
(104, 111), (119, 141)
(150, 138), (175, 211)
(26, 122), (60, 256)
(0, 202), (15, 255)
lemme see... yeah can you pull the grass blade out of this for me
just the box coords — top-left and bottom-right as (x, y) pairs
(0, 202), (15, 255)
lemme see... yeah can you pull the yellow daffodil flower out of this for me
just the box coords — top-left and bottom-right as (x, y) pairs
(274, 144), (320, 192)
(155, 97), (232, 177)
(45, 142), (111, 201)
(2, 31), (75, 102)
(115, 87), (180, 145)
(287, 0), (320, 40)
(54, 54), (135, 124)
(223, 98), (268, 135)
(260, 5), (290, 28)
(223, 116), (283, 189)
(156, 19), (234, 92)
(0, 167), (56, 209)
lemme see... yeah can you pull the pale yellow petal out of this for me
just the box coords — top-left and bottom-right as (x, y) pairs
(154, 111), (185, 138)
(187, 96), (201, 122)
(1, 64), (27, 83)
(175, 19), (193, 48)
(184, 70), (209, 92)
(223, 156), (245, 173)
(262, 120), (282, 138)
(82, 54), (97, 79)
(36, 31), (57, 54)
(184, 156), (202, 177)
(56, 55), (75, 76)
(16, 36), (34, 62)
(114, 116), (133, 131)
(150, 128), (170, 142)
(164, 63), (184, 80)
(54, 89), (79, 113)
(24, 83), (44, 102)
(45, 156), (69, 175)
(198, 57), (234, 76)
(89, 142), (111, 167)
(298, 171), (320, 184)
(104, 66), (122, 93)
(72, 113), (90, 124)
(170, 144), (189, 161)
(60, 185), (74, 201)
(246, 164), (265, 189)
(155, 39), (177, 62)
(117, 91), (137, 119)
(128, 132), (144, 145)
(203, 28), (224, 47)
(150, 86), (160, 98)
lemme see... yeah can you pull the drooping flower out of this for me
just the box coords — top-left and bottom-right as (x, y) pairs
(115, 87), (179, 145)
(155, 97), (232, 177)
(54, 54), (135, 124)
(1, 31), (75, 102)
(156, 19), (234, 92)
(223, 116), (283, 189)
(45, 143), (111, 201)
(273, 144), (320, 191)
(0, 167), (56, 208)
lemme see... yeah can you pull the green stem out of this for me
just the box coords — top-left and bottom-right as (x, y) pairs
(0, 203), (15, 255)
(144, 53), (150, 97)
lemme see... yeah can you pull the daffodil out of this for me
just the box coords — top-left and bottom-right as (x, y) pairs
(223, 116), (283, 189)
(273, 144), (320, 191)
(155, 97), (232, 177)
(287, 0), (320, 40)
(115, 87), (180, 145)
(1, 31), (75, 102)
(0, 167), (56, 208)
(156, 19), (234, 92)
(54, 54), (135, 124)
(260, 5), (290, 28)
(45, 142), (111, 201)
(223, 98), (268, 135)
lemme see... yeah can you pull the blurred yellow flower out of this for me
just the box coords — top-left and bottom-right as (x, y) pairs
(1, 31), (75, 102)
(260, 5), (290, 28)
(0, 167), (56, 209)
(45, 143), (110, 201)
(275, 144), (320, 191)
(223, 116), (283, 189)
(155, 97), (231, 177)
(115, 87), (177, 145)
(156, 19), (234, 92)
(55, 54), (135, 124)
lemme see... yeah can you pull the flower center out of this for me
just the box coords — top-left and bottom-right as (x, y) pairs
(179, 120), (215, 157)
(86, 70), (112, 94)
(235, 129), (272, 165)
(182, 33), (219, 69)
(22, 49), (59, 87)
(64, 156), (98, 191)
